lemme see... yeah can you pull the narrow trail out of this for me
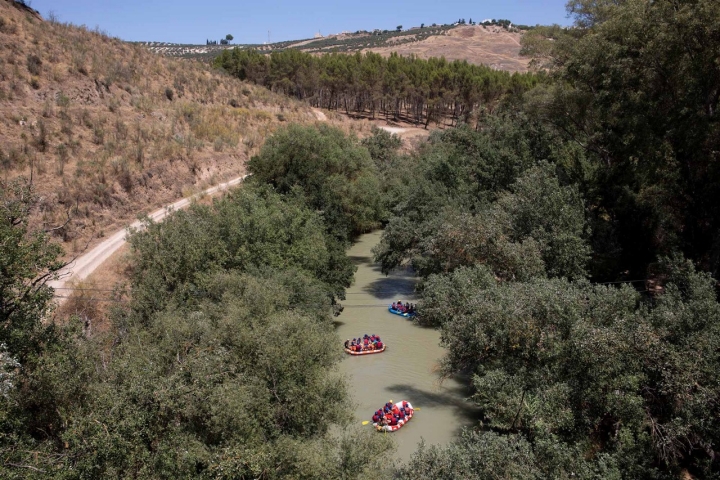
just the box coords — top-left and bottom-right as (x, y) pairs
(49, 175), (250, 298)
(379, 126), (409, 135)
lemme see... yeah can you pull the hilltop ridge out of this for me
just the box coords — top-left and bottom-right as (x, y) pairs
(146, 22), (531, 72)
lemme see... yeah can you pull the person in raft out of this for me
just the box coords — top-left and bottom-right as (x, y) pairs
(372, 401), (413, 426)
(345, 334), (383, 352)
(392, 301), (416, 314)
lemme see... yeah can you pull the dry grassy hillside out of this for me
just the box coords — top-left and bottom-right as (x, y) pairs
(364, 25), (530, 72)
(0, 0), (365, 257)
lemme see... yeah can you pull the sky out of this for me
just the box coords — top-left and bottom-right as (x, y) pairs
(27, 0), (573, 45)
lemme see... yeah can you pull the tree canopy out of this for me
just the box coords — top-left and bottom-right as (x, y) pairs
(215, 49), (542, 127)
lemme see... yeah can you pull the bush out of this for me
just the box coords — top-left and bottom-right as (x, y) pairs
(26, 54), (41, 75)
(164, 87), (173, 101)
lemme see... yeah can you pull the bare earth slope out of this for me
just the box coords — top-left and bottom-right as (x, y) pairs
(363, 25), (530, 72)
(0, 0), (364, 259)
(49, 175), (249, 297)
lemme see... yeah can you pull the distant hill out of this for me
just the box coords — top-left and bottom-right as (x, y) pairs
(362, 25), (529, 72)
(145, 22), (532, 73)
(0, 0), (342, 257)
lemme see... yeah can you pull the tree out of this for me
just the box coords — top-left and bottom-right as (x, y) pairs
(523, 0), (720, 278)
(396, 25), (402, 31)
(422, 256), (720, 476)
(398, 432), (542, 479)
(0, 178), (64, 363)
(225, 33), (233, 41)
(127, 183), (354, 316)
(247, 124), (383, 243)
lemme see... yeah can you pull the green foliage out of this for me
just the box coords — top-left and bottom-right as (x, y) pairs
(398, 431), (542, 479)
(0, 178), (63, 362)
(214, 49), (542, 126)
(0, 172), (391, 476)
(0, 269), (392, 478)
(373, 122), (590, 281)
(419, 257), (720, 477)
(248, 124), (383, 242)
(128, 183), (354, 317)
(360, 127), (406, 222)
(526, 0), (720, 277)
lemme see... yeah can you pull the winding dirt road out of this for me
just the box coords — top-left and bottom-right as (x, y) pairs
(49, 175), (249, 297)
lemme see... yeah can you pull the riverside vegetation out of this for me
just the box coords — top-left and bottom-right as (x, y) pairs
(3, 0), (720, 478)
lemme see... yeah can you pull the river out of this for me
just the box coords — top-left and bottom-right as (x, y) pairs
(337, 231), (480, 462)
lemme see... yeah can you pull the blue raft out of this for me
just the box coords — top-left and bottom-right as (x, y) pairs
(388, 306), (415, 318)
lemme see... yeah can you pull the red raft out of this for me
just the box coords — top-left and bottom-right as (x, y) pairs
(372, 401), (414, 432)
(344, 344), (386, 355)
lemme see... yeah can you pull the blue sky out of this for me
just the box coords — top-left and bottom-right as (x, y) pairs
(28, 0), (572, 45)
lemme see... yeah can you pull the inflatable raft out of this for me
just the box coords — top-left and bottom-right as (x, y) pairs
(373, 401), (414, 432)
(344, 345), (386, 355)
(388, 306), (415, 318)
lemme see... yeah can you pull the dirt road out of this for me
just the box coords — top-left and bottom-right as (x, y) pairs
(312, 108), (328, 121)
(379, 126), (408, 135)
(49, 175), (250, 297)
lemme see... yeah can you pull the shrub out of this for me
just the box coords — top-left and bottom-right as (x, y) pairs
(26, 54), (42, 75)
(165, 87), (174, 101)
(35, 120), (48, 152)
(55, 92), (70, 107)
(56, 143), (68, 176)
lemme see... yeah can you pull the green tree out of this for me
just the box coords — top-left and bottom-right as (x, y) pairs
(373, 125), (589, 280)
(247, 124), (383, 243)
(422, 256), (720, 477)
(0, 178), (64, 362)
(524, 0), (720, 278)
(128, 183), (354, 317)
(398, 432), (543, 480)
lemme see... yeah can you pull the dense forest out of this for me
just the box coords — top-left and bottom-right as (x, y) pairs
(3, 0), (720, 478)
(0, 125), (395, 477)
(214, 49), (542, 127)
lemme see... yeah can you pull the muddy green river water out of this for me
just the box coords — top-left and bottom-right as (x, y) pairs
(336, 231), (480, 463)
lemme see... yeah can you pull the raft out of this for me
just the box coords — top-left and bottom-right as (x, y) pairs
(388, 306), (415, 318)
(344, 345), (386, 355)
(373, 401), (414, 432)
